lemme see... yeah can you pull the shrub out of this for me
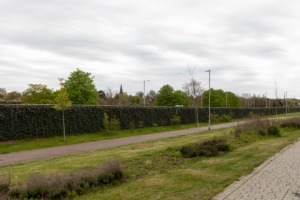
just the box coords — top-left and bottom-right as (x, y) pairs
(129, 121), (135, 130)
(25, 172), (50, 189)
(0, 184), (9, 193)
(97, 173), (114, 184)
(82, 177), (98, 187)
(21, 186), (49, 199)
(102, 113), (121, 135)
(171, 110), (181, 125)
(8, 188), (22, 198)
(216, 143), (230, 151)
(75, 186), (83, 195)
(49, 187), (68, 199)
(112, 170), (124, 180)
(76, 180), (86, 189)
(64, 179), (75, 191)
(110, 116), (120, 134)
(268, 125), (281, 137)
(179, 138), (229, 158)
(138, 121), (144, 129)
(280, 118), (300, 128)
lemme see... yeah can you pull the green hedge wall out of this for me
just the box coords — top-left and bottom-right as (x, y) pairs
(0, 105), (299, 142)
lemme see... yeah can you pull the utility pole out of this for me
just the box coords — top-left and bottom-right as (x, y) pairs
(205, 70), (211, 130)
(226, 92), (227, 108)
(201, 93), (203, 108)
(266, 92), (267, 107)
(286, 91), (287, 118)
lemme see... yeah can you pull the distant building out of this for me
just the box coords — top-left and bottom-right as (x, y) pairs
(119, 84), (123, 94)
(298, 103), (300, 108)
(17, 98), (22, 102)
(0, 98), (3, 102)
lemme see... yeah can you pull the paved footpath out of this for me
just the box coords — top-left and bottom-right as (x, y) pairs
(213, 137), (300, 200)
(0, 122), (237, 166)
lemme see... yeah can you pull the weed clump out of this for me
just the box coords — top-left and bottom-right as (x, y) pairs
(280, 118), (300, 128)
(0, 158), (124, 199)
(49, 187), (68, 199)
(179, 138), (229, 158)
(7, 188), (22, 198)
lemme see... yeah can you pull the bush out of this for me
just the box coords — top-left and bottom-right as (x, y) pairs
(97, 173), (114, 184)
(49, 187), (68, 199)
(21, 186), (49, 199)
(75, 186), (83, 195)
(268, 125), (281, 137)
(112, 170), (124, 180)
(179, 138), (229, 158)
(76, 180), (86, 189)
(8, 188), (22, 198)
(64, 179), (75, 191)
(216, 143), (230, 151)
(171, 110), (181, 125)
(280, 118), (300, 128)
(82, 177), (98, 187)
(0, 184), (9, 193)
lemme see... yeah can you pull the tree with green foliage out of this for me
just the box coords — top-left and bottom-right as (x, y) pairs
(203, 88), (240, 107)
(153, 84), (191, 106)
(63, 68), (99, 105)
(22, 84), (55, 104)
(53, 78), (72, 142)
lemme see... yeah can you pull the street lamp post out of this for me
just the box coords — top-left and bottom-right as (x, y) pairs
(205, 70), (211, 130)
(286, 91), (287, 118)
(144, 80), (150, 106)
(226, 92), (227, 108)
(266, 92), (267, 108)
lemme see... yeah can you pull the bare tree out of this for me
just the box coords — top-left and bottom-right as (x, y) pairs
(135, 91), (144, 98)
(182, 66), (205, 133)
(147, 90), (156, 105)
(273, 81), (281, 118)
(105, 87), (118, 105)
(0, 88), (6, 99)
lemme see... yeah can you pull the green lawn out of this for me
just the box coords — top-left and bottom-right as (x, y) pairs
(1, 126), (299, 200)
(73, 128), (300, 200)
(0, 112), (299, 154)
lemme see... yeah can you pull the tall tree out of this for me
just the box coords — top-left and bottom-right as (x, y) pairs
(22, 84), (55, 104)
(153, 84), (191, 106)
(53, 78), (72, 142)
(203, 88), (240, 107)
(64, 68), (99, 105)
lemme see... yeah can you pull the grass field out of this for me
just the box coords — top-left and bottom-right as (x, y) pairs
(0, 112), (299, 155)
(1, 124), (300, 199)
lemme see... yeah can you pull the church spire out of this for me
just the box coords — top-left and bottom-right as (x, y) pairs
(119, 84), (123, 94)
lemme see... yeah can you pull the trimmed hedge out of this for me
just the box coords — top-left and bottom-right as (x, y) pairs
(0, 104), (299, 142)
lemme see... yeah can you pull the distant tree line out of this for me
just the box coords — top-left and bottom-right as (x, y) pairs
(1, 68), (299, 108)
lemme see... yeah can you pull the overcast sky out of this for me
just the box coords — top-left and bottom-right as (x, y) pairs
(1, 0), (300, 98)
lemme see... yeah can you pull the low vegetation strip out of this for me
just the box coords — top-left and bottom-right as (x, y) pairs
(1, 117), (300, 199)
(1, 104), (299, 142)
